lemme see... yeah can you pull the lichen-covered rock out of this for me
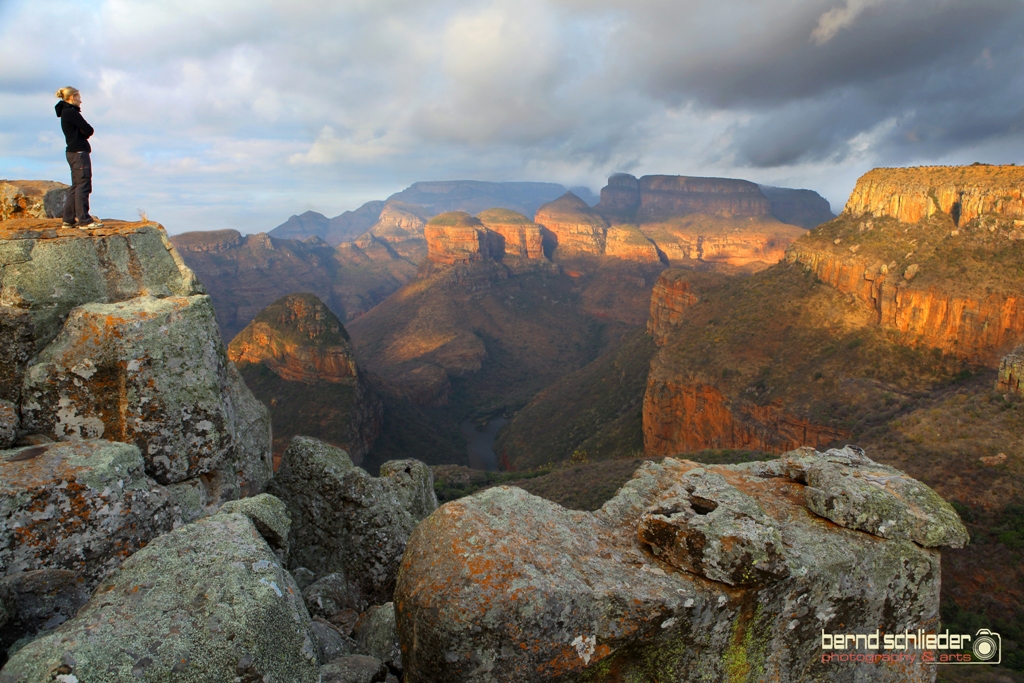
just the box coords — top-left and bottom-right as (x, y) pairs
(0, 181), (68, 222)
(775, 446), (969, 548)
(268, 437), (437, 609)
(20, 295), (272, 498)
(637, 469), (789, 586)
(217, 493), (291, 553)
(0, 222), (203, 355)
(0, 440), (176, 584)
(0, 401), (16, 450)
(321, 655), (388, 683)
(377, 460), (438, 523)
(354, 603), (401, 674)
(0, 569), (90, 658)
(395, 449), (965, 683)
(0, 513), (319, 683)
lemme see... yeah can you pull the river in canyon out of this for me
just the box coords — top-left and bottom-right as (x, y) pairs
(460, 417), (508, 471)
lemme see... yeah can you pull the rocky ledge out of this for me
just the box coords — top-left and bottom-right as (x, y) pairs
(395, 446), (967, 683)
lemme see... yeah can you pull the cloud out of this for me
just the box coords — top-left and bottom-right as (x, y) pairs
(811, 0), (889, 45)
(1, 0), (1023, 233)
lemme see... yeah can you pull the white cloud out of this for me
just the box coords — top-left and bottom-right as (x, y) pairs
(811, 0), (889, 45)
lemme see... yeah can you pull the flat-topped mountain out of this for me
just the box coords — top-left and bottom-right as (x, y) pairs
(228, 293), (381, 462)
(171, 229), (416, 341)
(596, 174), (772, 223)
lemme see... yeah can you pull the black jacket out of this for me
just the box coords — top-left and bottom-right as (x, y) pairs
(55, 100), (94, 153)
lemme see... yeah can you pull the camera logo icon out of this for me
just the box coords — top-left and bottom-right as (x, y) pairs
(972, 629), (1001, 664)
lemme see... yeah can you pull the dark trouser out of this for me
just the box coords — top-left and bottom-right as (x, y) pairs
(63, 151), (92, 225)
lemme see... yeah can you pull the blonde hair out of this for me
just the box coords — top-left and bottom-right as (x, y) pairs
(55, 87), (80, 102)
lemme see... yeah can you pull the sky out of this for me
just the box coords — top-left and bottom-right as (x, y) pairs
(1, 0), (1023, 235)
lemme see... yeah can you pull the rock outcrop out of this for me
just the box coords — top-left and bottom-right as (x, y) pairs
(534, 192), (608, 257)
(996, 345), (1024, 396)
(230, 293), (382, 462)
(1, 506), (319, 682)
(395, 447), (966, 683)
(642, 378), (849, 456)
(476, 209), (545, 259)
(229, 293), (359, 384)
(268, 437), (437, 610)
(647, 270), (699, 346)
(603, 224), (661, 263)
(424, 212), (500, 265)
(172, 228), (416, 341)
(2, 220), (270, 498)
(845, 165), (1024, 225)
(20, 295), (271, 494)
(0, 181), (68, 223)
(363, 201), (431, 263)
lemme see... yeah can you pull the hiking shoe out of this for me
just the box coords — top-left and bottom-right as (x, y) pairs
(61, 222), (75, 229)
(78, 221), (103, 230)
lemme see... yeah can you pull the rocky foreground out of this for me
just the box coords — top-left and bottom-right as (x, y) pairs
(0, 192), (973, 682)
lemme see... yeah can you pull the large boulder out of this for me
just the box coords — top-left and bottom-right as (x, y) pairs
(0, 511), (319, 682)
(0, 440), (176, 585)
(20, 295), (272, 499)
(395, 447), (967, 683)
(268, 437), (437, 609)
(0, 569), (91, 660)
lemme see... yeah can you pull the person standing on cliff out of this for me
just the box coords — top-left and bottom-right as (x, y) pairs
(55, 87), (102, 229)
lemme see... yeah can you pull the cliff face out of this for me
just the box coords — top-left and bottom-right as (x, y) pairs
(172, 228), (416, 341)
(364, 200), (430, 262)
(845, 165), (1024, 225)
(758, 185), (835, 228)
(0, 181), (68, 222)
(229, 293), (382, 463)
(424, 212), (499, 265)
(228, 293), (359, 384)
(533, 192), (608, 256)
(595, 174), (771, 224)
(787, 245), (1024, 364)
(647, 269), (699, 345)
(642, 377), (848, 455)
(476, 208), (545, 259)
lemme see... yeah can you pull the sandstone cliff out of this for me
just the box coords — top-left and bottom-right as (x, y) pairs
(533, 192), (608, 257)
(424, 212), (499, 265)
(362, 200), (430, 262)
(647, 269), (699, 345)
(172, 228), (416, 341)
(845, 165), (1024, 225)
(0, 181), (68, 222)
(476, 208), (545, 259)
(229, 293), (382, 463)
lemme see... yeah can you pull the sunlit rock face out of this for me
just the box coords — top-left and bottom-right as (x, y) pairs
(534, 192), (609, 257)
(424, 212), (499, 265)
(476, 208), (545, 260)
(229, 293), (382, 463)
(845, 165), (1024, 225)
(395, 447), (966, 683)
